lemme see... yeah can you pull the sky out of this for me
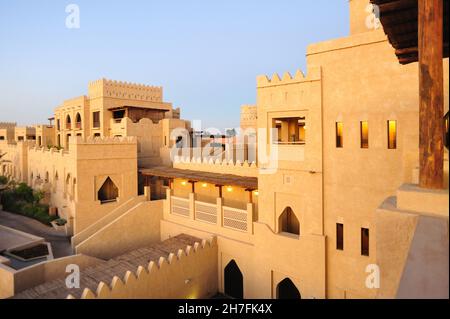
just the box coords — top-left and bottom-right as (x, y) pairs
(0, 0), (349, 130)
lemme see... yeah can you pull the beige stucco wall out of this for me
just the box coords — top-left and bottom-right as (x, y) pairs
(75, 200), (163, 260)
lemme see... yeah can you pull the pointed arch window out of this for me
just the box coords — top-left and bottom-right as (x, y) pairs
(75, 113), (82, 129)
(279, 207), (300, 236)
(98, 177), (119, 204)
(66, 115), (72, 129)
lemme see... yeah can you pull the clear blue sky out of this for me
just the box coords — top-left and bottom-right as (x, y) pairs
(0, 1), (349, 130)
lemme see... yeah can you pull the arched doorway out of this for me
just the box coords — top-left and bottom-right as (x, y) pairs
(224, 260), (243, 299)
(279, 207), (300, 235)
(277, 278), (301, 299)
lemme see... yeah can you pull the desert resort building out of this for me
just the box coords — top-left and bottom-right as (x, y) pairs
(0, 0), (448, 299)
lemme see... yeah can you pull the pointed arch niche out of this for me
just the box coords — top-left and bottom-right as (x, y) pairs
(98, 177), (119, 204)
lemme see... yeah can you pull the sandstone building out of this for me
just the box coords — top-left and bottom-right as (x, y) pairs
(0, 0), (448, 300)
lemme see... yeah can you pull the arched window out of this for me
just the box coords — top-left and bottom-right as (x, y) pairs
(224, 260), (243, 299)
(75, 113), (82, 129)
(279, 207), (300, 236)
(276, 278), (301, 299)
(45, 171), (49, 182)
(98, 177), (119, 203)
(66, 115), (72, 129)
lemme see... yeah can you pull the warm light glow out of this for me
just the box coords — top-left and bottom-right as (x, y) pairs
(360, 121), (369, 149)
(202, 183), (208, 188)
(226, 186), (233, 192)
(336, 122), (343, 148)
(387, 120), (397, 149)
(181, 181), (187, 186)
(254, 190), (259, 196)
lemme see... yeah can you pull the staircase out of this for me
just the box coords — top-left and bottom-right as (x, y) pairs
(13, 234), (202, 299)
(71, 196), (146, 248)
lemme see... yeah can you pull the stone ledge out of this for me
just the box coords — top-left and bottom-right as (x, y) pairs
(397, 183), (449, 217)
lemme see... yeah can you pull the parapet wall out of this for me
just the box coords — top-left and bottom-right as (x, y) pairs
(174, 155), (258, 177)
(257, 66), (321, 88)
(88, 78), (163, 102)
(72, 237), (218, 299)
(0, 122), (17, 129)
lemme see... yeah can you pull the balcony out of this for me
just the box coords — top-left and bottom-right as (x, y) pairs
(169, 193), (253, 234)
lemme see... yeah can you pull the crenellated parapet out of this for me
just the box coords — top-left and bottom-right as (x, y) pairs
(174, 155), (258, 177)
(0, 122), (17, 129)
(88, 78), (163, 102)
(71, 135), (137, 145)
(256, 66), (321, 88)
(69, 237), (217, 299)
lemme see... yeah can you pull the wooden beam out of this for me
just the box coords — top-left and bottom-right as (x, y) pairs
(418, 0), (444, 189)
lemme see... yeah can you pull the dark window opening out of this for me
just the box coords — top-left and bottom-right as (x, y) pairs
(360, 121), (369, 149)
(336, 122), (343, 148)
(279, 207), (300, 236)
(75, 113), (82, 129)
(336, 223), (344, 250)
(94, 133), (101, 138)
(98, 177), (119, 204)
(66, 115), (72, 130)
(93, 111), (100, 128)
(224, 260), (243, 299)
(277, 278), (301, 299)
(387, 120), (397, 149)
(361, 228), (370, 256)
(113, 110), (126, 123)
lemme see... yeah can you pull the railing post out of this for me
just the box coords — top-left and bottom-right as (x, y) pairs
(144, 186), (151, 201)
(189, 193), (196, 220)
(246, 203), (254, 234)
(166, 188), (172, 214)
(217, 197), (223, 227)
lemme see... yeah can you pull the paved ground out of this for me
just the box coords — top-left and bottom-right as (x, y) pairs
(0, 210), (72, 258)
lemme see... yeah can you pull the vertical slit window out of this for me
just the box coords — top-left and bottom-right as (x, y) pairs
(336, 122), (343, 148)
(336, 223), (344, 250)
(360, 121), (369, 149)
(361, 228), (369, 256)
(387, 120), (397, 149)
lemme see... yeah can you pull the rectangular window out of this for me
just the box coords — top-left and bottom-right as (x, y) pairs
(361, 228), (370, 256)
(0, 136), (5, 140)
(93, 111), (100, 128)
(57, 119), (60, 131)
(336, 223), (344, 250)
(336, 122), (343, 148)
(387, 120), (397, 149)
(360, 121), (369, 149)
(94, 133), (101, 138)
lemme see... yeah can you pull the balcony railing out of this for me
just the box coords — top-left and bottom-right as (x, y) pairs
(169, 191), (253, 234)
(75, 122), (82, 129)
(171, 196), (190, 217)
(273, 141), (305, 145)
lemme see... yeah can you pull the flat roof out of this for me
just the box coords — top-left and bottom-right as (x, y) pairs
(140, 166), (258, 190)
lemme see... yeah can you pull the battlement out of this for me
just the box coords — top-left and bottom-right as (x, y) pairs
(256, 67), (321, 88)
(69, 237), (217, 299)
(174, 155), (258, 177)
(88, 78), (163, 102)
(70, 135), (137, 145)
(0, 122), (17, 129)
